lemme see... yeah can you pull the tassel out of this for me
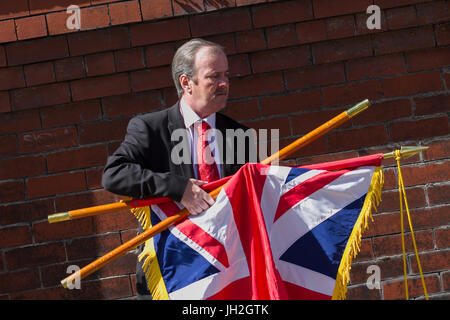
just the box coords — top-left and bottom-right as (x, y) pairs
(332, 166), (384, 300)
(131, 206), (169, 300)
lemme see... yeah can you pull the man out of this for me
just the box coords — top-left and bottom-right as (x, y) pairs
(102, 38), (253, 299)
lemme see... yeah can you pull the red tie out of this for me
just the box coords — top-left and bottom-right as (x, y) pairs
(195, 121), (220, 182)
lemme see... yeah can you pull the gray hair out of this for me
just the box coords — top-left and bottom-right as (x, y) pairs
(171, 38), (225, 98)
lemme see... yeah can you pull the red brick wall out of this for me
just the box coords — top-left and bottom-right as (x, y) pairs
(0, 0), (448, 300)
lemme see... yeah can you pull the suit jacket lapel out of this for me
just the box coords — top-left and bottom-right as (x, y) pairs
(167, 102), (195, 179)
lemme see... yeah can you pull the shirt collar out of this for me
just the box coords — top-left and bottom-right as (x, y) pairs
(180, 98), (216, 130)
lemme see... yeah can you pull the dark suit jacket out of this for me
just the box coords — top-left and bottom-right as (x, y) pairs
(102, 101), (253, 202)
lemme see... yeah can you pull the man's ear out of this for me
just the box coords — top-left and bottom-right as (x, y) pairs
(179, 74), (192, 95)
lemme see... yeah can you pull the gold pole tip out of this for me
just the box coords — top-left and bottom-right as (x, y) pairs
(61, 278), (68, 289)
(48, 212), (71, 223)
(383, 145), (429, 159)
(347, 99), (370, 117)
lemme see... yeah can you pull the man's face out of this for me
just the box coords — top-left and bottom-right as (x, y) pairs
(184, 47), (229, 118)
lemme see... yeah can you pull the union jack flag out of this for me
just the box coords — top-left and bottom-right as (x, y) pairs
(139, 154), (383, 300)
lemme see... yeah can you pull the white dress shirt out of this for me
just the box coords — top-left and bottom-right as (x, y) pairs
(179, 98), (222, 180)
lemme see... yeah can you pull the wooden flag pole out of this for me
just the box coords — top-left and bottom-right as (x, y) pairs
(61, 99), (370, 288)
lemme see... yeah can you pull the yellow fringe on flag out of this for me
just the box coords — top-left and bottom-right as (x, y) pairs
(332, 166), (384, 300)
(131, 206), (169, 300)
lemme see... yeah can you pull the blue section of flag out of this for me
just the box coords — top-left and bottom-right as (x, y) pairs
(151, 212), (220, 293)
(285, 167), (311, 184)
(279, 195), (366, 279)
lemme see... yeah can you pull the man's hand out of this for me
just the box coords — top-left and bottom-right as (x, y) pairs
(180, 179), (215, 215)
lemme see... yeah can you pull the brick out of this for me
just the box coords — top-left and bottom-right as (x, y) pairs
(266, 24), (298, 49)
(66, 233), (122, 260)
(40, 100), (102, 128)
(0, 109), (41, 135)
(86, 167), (103, 189)
(406, 47), (450, 72)
(0, 20), (17, 43)
(325, 15), (355, 39)
(373, 26), (435, 55)
(428, 183), (450, 206)
(0, 91), (10, 113)
(54, 56), (85, 81)
(5, 243), (66, 270)
(78, 5), (110, 31)
(140, 0), (173, 21)
(313, 0), (372, 18)
(173, 0), (204, 15)
(424, 138), (450, 161)
(190, 7), (251, 37)
(260, 89), (322, 117)
(328, 124), (389, 152)
(6, 36), (69, 66)
(26, 171), (86, 198)
(389, 116), (449, 142)
(92, 207), (137, 233)
(145, 43), (176, 67)
(382, 71), (442, 98)
(102, 90), (163, 118)
(296, 20), (327, 44)
(385, 6), (417, 30)
(382, 275), (440, 300)
(250, 45), (311, 73)
(71, 73), (130, 101)
(109, 0), (142, 25)
(12, 82), (71, 111)
(0, 66), (25, 90)
(436, 22), (450, 46)
(68, 27), (129, 56)
(252, 0), (313, 28)
(28, 0), (91, 15)
(414, 94), (450, 116)
(228, 72), (284, 99)
(377, 186), (426, 213)
(322, 80), (383, 107)
(398, 161), (450, 188)
(18, 127), (78, 155)
(0, 0), (29, 20)
(0, 225), (32, 248)
(374, 231), (434, 257)
(204, 33), (237, 55)
(346, 53), (406, 81)
(235, 29), (266, 53)
(207, 0), (235, 11)
(130, 18), (190, 47)
(346, 285), (381, 300)
(46, 11), (79, 36)
(0, 46), (6, 66)
(15, 15), (47, 40)
(436, 229), (450, 249)
(0, 180), (25, 203)
(78, 118), (129, 144)
(292, 108), (349, 136)
(245, 116), (292, 139)
(375, 0), (433, 9)
(130, 66), (172, 92)
(47, 144), (107, 173)
(0, 269), (40, 295)
(85, 52), (115, 76)
(33, 217), (94, 242)
(285, 62), (345, 90)
(54, 189), (122, 212)
(312, 36), (372, 64)
(0, 155), (46, 180)
(223, 99), (260, 121)
(416, 1), (450, 25)
(24, 62), (55, 86)
(352, 99), (412, 126)
(228, 54), (251, 77)
(0, 135), (18, 157)
(0, 199), (53, 226)
(115, 47), (145, 72)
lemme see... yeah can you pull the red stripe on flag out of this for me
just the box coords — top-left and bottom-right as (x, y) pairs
(157, 201), (230, 268)
(273, 169), (349, 222)
(224, 163), (288, 300)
